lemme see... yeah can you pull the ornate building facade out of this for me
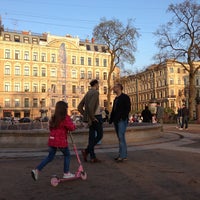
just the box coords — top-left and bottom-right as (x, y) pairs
(0, 22), (119, 119)
(121, 60), (200, 115)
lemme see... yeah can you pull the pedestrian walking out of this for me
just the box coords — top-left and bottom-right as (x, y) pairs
(78, 79), (103, 163)
(156, 102), (164, 131)
(109, 83), (131, 162)
(31, 101), (76, 181)
(179, 104), (189, 130)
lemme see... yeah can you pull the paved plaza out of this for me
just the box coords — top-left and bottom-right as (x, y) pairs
(0, 124), (200, 200)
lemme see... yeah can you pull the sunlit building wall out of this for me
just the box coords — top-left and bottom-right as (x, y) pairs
(121, 60), (200, 114)
(0, 25), (119, 119)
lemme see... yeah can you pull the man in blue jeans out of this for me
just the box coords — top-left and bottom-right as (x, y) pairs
(109, 83), (131, 162)
(78, 79), (103, 163)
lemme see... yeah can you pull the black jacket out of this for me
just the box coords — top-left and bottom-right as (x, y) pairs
(109, 93), (131, 123)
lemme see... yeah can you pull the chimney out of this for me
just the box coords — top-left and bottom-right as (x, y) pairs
(91, 37), (95, 43)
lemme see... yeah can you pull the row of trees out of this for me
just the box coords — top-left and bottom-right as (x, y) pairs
(92, 0), (200, 119)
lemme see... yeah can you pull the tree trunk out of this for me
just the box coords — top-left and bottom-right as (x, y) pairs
(107, 70), (112, 112)
(188, 72), (196, 120)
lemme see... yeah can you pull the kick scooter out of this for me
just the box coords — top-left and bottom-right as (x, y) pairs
(50, 132), (87, 186)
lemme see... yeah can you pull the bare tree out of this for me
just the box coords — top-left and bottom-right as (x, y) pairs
(93, 18), (139, 111)
(154, 0), (200, 119)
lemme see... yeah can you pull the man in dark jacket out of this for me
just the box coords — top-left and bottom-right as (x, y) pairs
(141, 105), (152, 123)
(180, 104), (189, 130)
(109, 83), (131, 162)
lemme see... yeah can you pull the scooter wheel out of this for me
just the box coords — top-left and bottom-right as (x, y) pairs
(81, 171), (87, 180)
(51, 177), (59, 187)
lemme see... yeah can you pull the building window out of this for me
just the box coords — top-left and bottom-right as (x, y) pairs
(95, 58), (99, 66)
(96, 71), (100, 80)
(41, 84), (46, 92)
(80, 57), (84, 65)
(72, 85), (76, 93)
(23, 37), (29, 43)
(81, 86), (84, 94)
(88, 71), (92, 79)
(88, 57), (92, 66)
(72, 99), (76, 108)
(169, 78), (174, 85)
(33, 67), (38, 76)
(33, 52), (38, 61)
(24, 83), (29, 92)
(51, 84), (56, 93)
(51, 99), (56, 107)
(15, 50), (20, 60)
(72, 69), (77, 79)
(177, 68), (180, 73)
(4, 65), (11, 75)
(170, 89), (174, 96)
(40, 99), (46, 107)
(24, 51), (29, 60)
(24, 66), (30, 76)
(41, 53), (46, 62)
(50, 68), (56, 77)
(62, 85), (66, 95)
(169, 67), (174, 73)
(51, 54), (56, 62)
(103, 72), (107, 80)
(94, 46), (98, 51)
(5, 82), (10, 92)
(5, 49), (11, 59)
(102, 46), (106, 53)
(103, 86), (107, 94)
(86, 45), (91, 50)
(14, 35), (20, 42)
(4, 34), (10, 41)
(103, 59), (107, 67)
(80, 70), (85, 79)
(72, 56), (76, 64)
(15, 66), (20, 76)
(24, 98), (29, 107)
(14, 99), (20, 107)
(14, 83), (20, 92)
(33, 98), (38, 108)
(33, 84), (38, 92)
(41, 68), (46, 77)
(32, 38), (38, 44)
(5, 99), (10, 107)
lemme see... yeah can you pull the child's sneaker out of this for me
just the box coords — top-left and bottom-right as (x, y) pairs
(31, 169), (39, 181)
(63, 172), (75, 179)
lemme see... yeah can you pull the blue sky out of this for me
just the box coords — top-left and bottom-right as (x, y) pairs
(0, 0), (195, 71)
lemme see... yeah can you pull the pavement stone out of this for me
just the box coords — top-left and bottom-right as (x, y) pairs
(0, 124), (200, 200)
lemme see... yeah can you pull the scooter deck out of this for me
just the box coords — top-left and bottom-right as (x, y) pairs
(51, 172), (87, 186)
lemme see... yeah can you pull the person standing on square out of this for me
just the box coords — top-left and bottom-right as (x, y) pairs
(109, 83), (131, 162)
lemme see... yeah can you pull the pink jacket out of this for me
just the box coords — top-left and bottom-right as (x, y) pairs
(48, 115), (76, 148)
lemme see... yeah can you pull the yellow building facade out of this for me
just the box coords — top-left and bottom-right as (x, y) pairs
(121, 60), (200, 115)
(0, 26), (119, 119)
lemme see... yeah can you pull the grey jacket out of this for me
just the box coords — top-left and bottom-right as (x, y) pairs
(77, 88), (99, 125)
(156, 106), (164, 120)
